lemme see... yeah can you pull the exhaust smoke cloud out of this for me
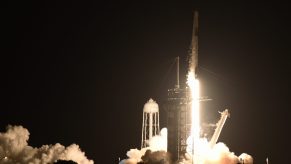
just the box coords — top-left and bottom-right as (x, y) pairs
(0, 125), (93, 164)
(120, 130), (253, 164)
(183, 138), (251, 164)
(119, 128), (169, 164)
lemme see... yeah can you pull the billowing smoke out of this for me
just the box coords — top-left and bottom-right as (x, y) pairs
(238, 153), (253, 164)
(141, 150), (171, 164)
(119, 128), (253, 164)
(182, 138), (253, 164)
(119, 128), (169, 164)
(0, 125), (93, 164)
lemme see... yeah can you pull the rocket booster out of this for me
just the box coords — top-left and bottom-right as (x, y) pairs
(189, 11), (199, 77)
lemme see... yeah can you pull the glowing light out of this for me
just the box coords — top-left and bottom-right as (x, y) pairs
(186, 70), (200, 162)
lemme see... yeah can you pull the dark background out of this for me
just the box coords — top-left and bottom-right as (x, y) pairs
(1, 1), (291, 163)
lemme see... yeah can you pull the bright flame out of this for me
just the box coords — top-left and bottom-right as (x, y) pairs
(186, 70), (201, 162)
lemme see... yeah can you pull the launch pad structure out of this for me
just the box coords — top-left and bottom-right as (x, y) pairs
(165, 11), (199, 162)
(164, 11), (231, 163)
(137, 11), (232, 163)
(165, 81), (191, 162)
(135, 10), (255, 164)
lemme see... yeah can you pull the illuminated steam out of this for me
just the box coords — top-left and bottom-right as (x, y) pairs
(119, 128), (168, 164)
(0, 125), (93, 164)
(183, 138), (242, 164)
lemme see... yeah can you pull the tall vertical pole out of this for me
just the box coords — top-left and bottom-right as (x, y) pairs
(176, 56), (180, 89)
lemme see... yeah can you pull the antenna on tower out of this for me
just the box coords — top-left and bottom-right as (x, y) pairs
(175, 56), (180, 89)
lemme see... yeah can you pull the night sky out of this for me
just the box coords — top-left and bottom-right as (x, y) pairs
(2, 1), (291, 163)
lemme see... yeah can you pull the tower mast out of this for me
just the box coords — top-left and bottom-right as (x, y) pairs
(176, 56), (180, 89)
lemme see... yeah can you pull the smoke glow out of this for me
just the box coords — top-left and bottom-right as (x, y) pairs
(0, 125), (93, 164)
(119, 128), (168, 164)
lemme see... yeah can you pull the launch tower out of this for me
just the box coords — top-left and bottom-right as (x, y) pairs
(165, 11), (199, 162)
(165, 57), (190, 161)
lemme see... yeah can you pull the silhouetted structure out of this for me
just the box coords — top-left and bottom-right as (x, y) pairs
(165, 11), (199, 162)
